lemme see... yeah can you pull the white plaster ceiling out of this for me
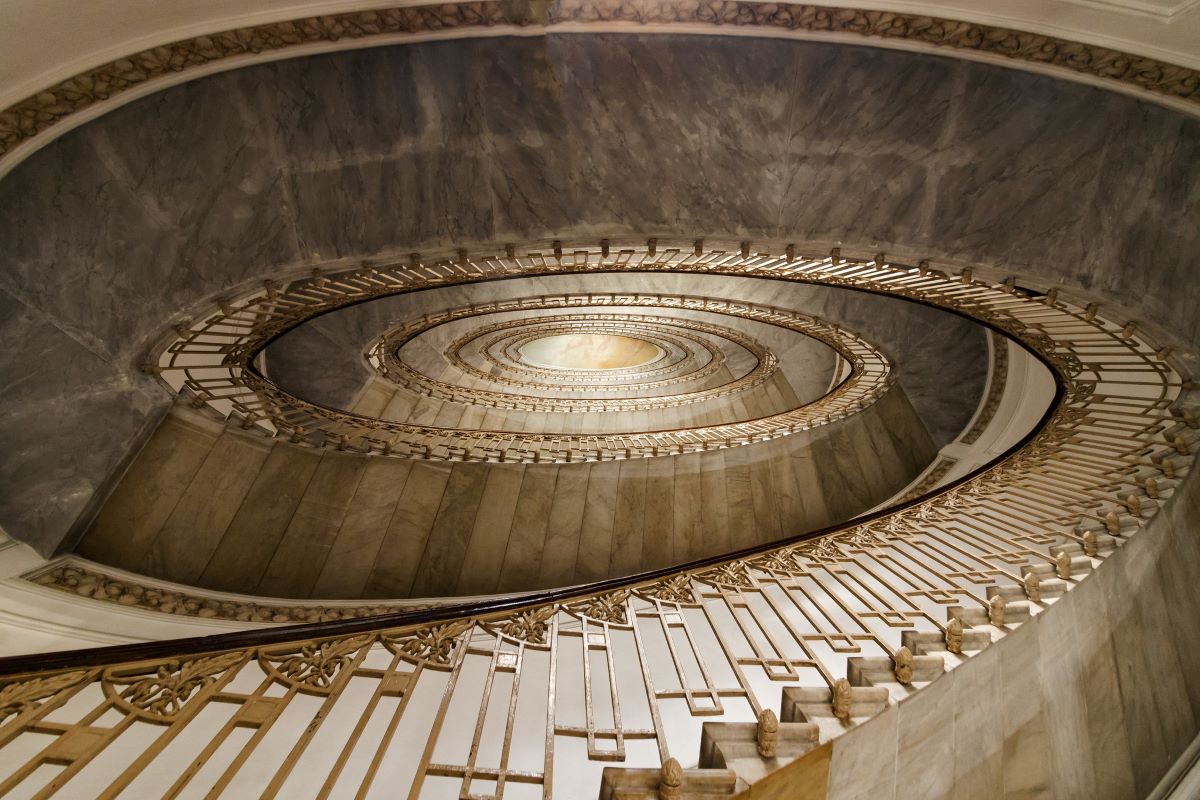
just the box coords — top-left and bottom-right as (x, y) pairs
(1, 0), (1199, 109)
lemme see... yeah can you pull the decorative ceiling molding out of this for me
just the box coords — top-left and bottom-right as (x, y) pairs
(2, 2), (1199, 176)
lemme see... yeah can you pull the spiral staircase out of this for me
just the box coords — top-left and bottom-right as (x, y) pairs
(0, 3), (1199, 799)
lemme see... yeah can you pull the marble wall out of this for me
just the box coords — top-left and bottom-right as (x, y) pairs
(0, 34), (1196, 556)
(75, 386), (936, 599)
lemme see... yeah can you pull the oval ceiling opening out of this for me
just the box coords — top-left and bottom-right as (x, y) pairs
(518, 333), (662, 370)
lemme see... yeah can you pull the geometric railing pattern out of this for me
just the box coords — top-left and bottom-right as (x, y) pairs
(0, 244), (1192, 798)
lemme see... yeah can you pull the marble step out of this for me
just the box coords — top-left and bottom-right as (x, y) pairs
(781, 684), (890, 742)
(698, 711), (820, 785)
(953, 594), (1033, 629)
(846, 651), (944, 689)
(598, 759), (738, 799)
(901, 623), (990, 656)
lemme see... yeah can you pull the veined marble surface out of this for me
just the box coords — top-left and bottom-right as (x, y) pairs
(0, 34), (1196, 554)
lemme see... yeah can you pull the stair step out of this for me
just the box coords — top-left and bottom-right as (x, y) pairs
(846, 654), (944, 687)
(598, 762), (738, 799)
(901, 628), (990, 655)
(698, 718), (819, 785)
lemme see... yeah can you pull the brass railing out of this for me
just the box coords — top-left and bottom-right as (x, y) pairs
(151, 263), (893, 462)
(0, 243), (1193, 799)
(372, 310), (774, 411)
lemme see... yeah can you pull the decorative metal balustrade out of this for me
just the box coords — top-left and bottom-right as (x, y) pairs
(150, 256), (895, 463)
(371, 308), (787, 413)
(0, 242), (1194, 799)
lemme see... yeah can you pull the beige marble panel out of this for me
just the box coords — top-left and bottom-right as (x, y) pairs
(497, 465), (558, 592)
(139, 430), (273, 584)
(609, 459), (648, 577)
(951, 643), (1005, 800)
(575, 461), (621, 583)
(642, 456), (676, 570)
(826, 702), (898, 800)
(538, 464), (591, 588)
(997, 624), (1053, 799)
(1065, 569), (1138, 799)
(672, 452), (704, 563)
(363, 460), (452, 597)
(256, 453), (368, 598)
(410, 462), (490, 597)
(721, 446), (755, 552)
(311, 457), (414, 599)
(1035, 586), (1099, 798)
(699, 451), (733, 562)
(199, 444), (322, 593)
(456, 465), (525, 596)
(350, 378), (396, 418)
(747, 452), (782, 546)
(895, 672), (955, 800)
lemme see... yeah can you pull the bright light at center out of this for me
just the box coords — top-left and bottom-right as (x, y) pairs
(519, 333), (661, 370)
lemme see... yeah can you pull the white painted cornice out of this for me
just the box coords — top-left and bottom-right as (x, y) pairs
(2, 0), (1199, 111)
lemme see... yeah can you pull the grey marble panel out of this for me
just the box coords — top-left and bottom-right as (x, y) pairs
(0, 287), (169, 553)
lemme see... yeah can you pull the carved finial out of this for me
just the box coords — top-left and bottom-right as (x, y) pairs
(893, 646), (914, 685)
(1082, 530), (1099, 557)
(1003, 276), (1016, 291)
(1044, 287), (1059, 304)
(945, 618), (964, 654)
(601, 239), (611, 258)
(1161, 457), (1176, 479)
(832, 678), (852, 722)
(1156, 345), (1173, 361)
(693, 239), (704, 257)
(408, 252), (420, 268)
(960, 267), (973, 284)
(1143, 478), (1159, 499)
(1023, 571), (1042, 602)
(1055, 551), (1072, 580)
(873, 252), (885, 268)
(830, 247), (841, 266)
(756, 709), (779, 757)
(1172, 435), (1190, 456)
(262, 279), (279, 298)
(785, 244), (795, 262)
(917, 259), (930, 275)
(659, 758), (683, 799)
(1084, 302), (1099, 321)
(741, 241), (751, 259)
(456, 248), (468, 264)
(1104, 510), (1121, 534)
(505, 243), (516, 258)
(647, 237), (657, 256)
(1125, 494), (1142, 516)
(989, 594), (1007, 627)
(1119, 321), (1138, 340)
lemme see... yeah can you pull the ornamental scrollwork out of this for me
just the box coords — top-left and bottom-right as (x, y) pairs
(259, 635), (373, 691)
(104, 652), (244, 720)
(0, 670), (90, 722)
(696, 563), (753, 589)
(565, 590), (631, 625)
(636, 574), (696, 604)
(492, 606), (558, 645)
(383, 620), (474, 665)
